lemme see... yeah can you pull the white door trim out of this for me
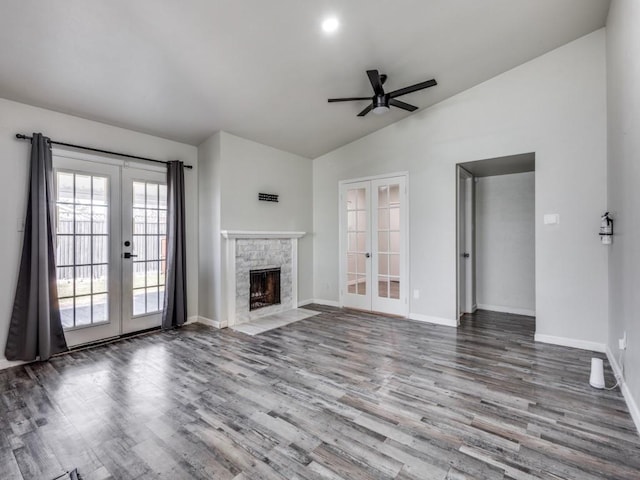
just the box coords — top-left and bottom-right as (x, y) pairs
(52, 151), (168, 347)
(457, 166), (475, 319)
(464, 172), (474, 312)
(338, 171), (409, 185)
(339, 173), (410, 317)
(52, 147), (166, 173)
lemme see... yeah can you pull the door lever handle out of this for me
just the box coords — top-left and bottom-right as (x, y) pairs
(123, 252), (138, 259)
(462, 253), (470, 258)
(365, 252), (371, 258)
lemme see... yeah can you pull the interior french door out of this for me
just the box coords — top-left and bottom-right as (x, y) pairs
(340, 175), (408, 316)
(53, 155), (167, 346)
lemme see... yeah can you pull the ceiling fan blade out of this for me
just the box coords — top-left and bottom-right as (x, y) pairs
(389, 99), (418, 112)
(328, 97), (371, 103)
(357, 104), (373, 117)
(366, 70), (385, 95)
(388, 79), (437, 98)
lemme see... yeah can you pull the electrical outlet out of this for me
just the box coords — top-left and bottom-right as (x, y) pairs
(619, 332), (627, 351)
(413, 289), (420, 299)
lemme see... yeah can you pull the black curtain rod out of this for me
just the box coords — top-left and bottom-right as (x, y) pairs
(15, 134), (193, 169)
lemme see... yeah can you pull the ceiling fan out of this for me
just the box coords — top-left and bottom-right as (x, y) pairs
(328, 69), (437, 117)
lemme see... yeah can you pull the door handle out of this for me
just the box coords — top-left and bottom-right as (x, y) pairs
(365, 252), (371, 258)
(123, 252), (138, 259)
(462, 253), (470, 258)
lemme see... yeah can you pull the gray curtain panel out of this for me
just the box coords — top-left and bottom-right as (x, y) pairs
(5, 133), (68, 361)
(162, 160), (187, 328)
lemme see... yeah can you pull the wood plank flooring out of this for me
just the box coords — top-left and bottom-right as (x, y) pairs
(1, 307), (639, 479)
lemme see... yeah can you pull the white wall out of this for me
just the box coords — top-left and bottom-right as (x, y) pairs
(198, 132), (222, 322)
(606, 0), (640, 430)
(313, 30), (608, 345)
(198, 131), (313, 323)
(475, 172), (535, 315)
(0, 98), (199, 365)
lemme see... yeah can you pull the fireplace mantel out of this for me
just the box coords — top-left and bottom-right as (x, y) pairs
(221, 230), (306, 239)
(222, 231), (306, 327)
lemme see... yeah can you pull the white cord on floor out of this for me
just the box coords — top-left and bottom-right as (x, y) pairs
(605, 350), (625, 390)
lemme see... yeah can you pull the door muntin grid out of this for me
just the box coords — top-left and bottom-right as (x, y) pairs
(377, 183), (401, 299)
(132, 181), (167, 316)
(55, 172), (110, 329)
(346, 187), (368, 295)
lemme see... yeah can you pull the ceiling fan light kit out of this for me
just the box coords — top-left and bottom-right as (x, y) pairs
(328, 69), (437, 117)
(372, 96), (390, 114)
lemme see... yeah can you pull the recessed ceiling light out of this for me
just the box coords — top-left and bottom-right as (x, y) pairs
(322, 17), (339, 34)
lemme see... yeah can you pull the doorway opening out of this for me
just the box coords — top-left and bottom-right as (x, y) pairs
(53, 151), (168, 347)
(457, 153), (536, 324)
(339, 173), (409, 317)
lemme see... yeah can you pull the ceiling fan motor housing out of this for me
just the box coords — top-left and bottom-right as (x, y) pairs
(372, 94), (390, 114)
(373, 95), (389, 108)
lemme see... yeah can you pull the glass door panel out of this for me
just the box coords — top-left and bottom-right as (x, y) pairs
(375, 183), (401, 300)
(122, 168), (167, 333)
(372, 177), (406, 315)
(53, 157), (121, 347)
(341, 175), (407, 316)
(341, 181), (371, 310)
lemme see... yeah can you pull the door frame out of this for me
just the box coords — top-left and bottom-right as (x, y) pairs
(338, 180), (372, 311)
(52, 147), (167, 346)
(52, 154), (122, 347)
(121, 167), (167, 334)
(338, 171), (410, 317)
(456, 165), (475, 319)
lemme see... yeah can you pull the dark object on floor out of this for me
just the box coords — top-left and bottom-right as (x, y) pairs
(51, 469), (81, 480)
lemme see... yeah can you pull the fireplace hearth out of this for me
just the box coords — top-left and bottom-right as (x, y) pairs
(250, 268), (281, 311)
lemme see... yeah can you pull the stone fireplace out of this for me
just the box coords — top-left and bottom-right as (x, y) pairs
(221, 231), (306, 326)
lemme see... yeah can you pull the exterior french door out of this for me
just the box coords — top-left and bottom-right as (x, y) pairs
(121, 168), (167, 334)
(53, 155), (167, 346)
(340, 175), (408, 316)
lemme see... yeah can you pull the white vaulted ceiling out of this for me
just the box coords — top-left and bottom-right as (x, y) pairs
(0, 0), (610, 158)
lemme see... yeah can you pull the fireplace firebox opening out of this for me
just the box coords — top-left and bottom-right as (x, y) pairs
(249, 268), (281, 311)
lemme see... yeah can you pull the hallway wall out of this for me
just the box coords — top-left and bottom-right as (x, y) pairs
(475, 172), (535, 315)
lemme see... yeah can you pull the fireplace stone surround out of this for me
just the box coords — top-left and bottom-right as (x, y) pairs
(221, 231), (306, 326)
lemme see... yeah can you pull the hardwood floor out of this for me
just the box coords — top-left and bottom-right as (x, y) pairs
(1, 307), (639, 479)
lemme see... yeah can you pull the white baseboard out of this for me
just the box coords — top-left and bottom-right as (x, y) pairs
(0, 358), (26, 371)
(606, 345), (640, 436)
(185, 315), (200, 325)
(534, 333), (606, 353)
(196, 316), (225, 329)
(298, 299), (315, 307)
(477, 304), (536, 317)
(311, 298), (340, 308)
(409, 312), (458, 327)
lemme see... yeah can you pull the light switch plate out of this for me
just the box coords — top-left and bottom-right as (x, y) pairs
(544, 214), (560, 225)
